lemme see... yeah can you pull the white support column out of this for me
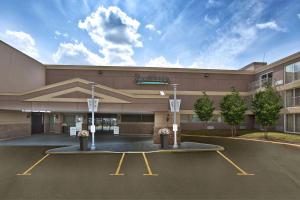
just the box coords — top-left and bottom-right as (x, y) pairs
(171, 84), (180, 149)
(90, 83), (96, 150)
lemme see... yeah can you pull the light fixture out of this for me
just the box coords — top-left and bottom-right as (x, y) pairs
(160, 91), (165, 96)
(22, 109), (51, 113)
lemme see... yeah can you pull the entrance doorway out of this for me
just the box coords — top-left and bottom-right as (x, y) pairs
(31, 112), (44, 134)
(88, 113), (117, 134)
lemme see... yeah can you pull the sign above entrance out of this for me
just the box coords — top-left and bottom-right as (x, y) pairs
(169, 99), (181, 112)
(87, 99), (99, 112)
(135, 74), (170, 85)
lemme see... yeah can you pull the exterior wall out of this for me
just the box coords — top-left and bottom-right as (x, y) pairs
(46, 68), (253, 92)
(0, 41), (45, 93)
(0, 110), (31, 139)
(180, 115), (254, 131)
(119, 123), (154, 134)
(153, 112), (181, 144)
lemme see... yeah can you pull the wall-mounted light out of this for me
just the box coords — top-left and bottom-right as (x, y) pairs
(160, 91), (165, 96)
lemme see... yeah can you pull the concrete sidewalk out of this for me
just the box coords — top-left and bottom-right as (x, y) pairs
(0, 133), (153, 146)
(0, 133), (224, 153)
(46, 142), (224, 154)
(0, 133), (78, 146)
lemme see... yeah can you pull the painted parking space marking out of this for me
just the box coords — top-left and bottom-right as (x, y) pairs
(142, 153), (158, 176)
(216, 151), (254, 176)
(17, 154), (50, 176)
(110, 153), (126, 176)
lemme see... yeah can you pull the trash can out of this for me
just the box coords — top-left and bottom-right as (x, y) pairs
(160, 134), (169, 149)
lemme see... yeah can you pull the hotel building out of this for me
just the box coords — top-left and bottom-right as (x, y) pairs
(0, 40), (300, 139)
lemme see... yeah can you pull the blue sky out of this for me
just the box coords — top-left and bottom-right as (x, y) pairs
(0, 0), (299, 69)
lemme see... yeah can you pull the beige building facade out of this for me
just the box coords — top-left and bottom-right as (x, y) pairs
(0, 40), (300, 140)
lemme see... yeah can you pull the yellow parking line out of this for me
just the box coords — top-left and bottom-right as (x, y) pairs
(217, 151), (254, 176)
(17, 154), (50, 176)
(110, 153), (126, 176)
(142, 152), (158, 176)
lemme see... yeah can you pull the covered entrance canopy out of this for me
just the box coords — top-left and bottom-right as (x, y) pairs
(0, 78), (169, 136)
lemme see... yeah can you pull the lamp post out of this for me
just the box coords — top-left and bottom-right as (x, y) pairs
(90, 82), (96, 151)
(172, 84), (179, 148)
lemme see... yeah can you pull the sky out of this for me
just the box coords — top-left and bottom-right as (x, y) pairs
(0, 0), (299, 69)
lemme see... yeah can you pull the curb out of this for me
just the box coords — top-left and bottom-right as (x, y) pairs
(46, 145), (224, 155)
(182, 134), (300, 148)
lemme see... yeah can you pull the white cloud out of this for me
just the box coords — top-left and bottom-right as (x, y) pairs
(196, 26), (257, 69)
(78, 6), (142, 65)
(145, 56), (182, 68)
(145, 24), (155, 31)
(55, 30), (61, 36)
(193, 0), (264, 69)
(2, 30), (39, 59)
(206, 0), (222, 8)
(204, 15), (220, 25)
(256, 21), (286, 32)
(52, 42), (104, 65)
(54, 30), (68, 38)
(145, 23), (162, 35)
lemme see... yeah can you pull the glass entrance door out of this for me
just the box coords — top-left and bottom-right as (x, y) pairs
(88, 114), (117, 134)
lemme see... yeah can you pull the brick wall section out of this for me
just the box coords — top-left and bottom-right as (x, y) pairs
(119, 123), (154, 134)
(0, 111), (31, 139)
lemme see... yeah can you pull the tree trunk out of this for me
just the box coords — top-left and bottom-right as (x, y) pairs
(264, 126), (268, 140)
(231, 126), (234, 137)
(234, 125), (237, 137)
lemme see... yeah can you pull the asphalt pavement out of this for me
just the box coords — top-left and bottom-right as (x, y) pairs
(0, 136), (299, 199)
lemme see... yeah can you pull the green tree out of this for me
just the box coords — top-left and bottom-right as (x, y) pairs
(252, 85), (283, 139)
(194, 92), (215, 128)
(220, 88), (247, 137)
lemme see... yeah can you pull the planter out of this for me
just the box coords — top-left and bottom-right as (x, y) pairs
(160, 134), (169, 149)
(79, 136), (89, 151)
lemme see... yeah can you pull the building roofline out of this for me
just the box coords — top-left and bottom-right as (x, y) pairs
(0, 40), (44, 65)
(255, 51), (300, 73)
(239, 62), (267, 71)
(45, 64), (254, 75)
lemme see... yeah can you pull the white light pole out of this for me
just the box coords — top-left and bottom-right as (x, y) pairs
(90, 82), (96, 151)
(172, 84), (179, 148)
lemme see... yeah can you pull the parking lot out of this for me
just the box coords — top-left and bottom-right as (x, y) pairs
(0, 137), (300, 199)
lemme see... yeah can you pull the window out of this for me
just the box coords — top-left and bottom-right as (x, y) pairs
(295, 114), (300, 132)
(294, 62), (300, 81)
(285, 64), (294, 84)
(286, 114), (294, 132)
(285, 88), (300, 107)
(121, 114), (154, 122)
(295, 89), (300, 106)
(260, 72), (273, 87)
(285, 61), (300, 84)
(286, 89), (294, 107)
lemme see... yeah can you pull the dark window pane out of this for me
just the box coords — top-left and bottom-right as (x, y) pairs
(141, 114), (154, 122)
(295, 114), (300, 132)
(294, 62), (300, 81)
(121, 114), (154, 122)
(286, 114), (294, 132)
(286, 90), (294, 107)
